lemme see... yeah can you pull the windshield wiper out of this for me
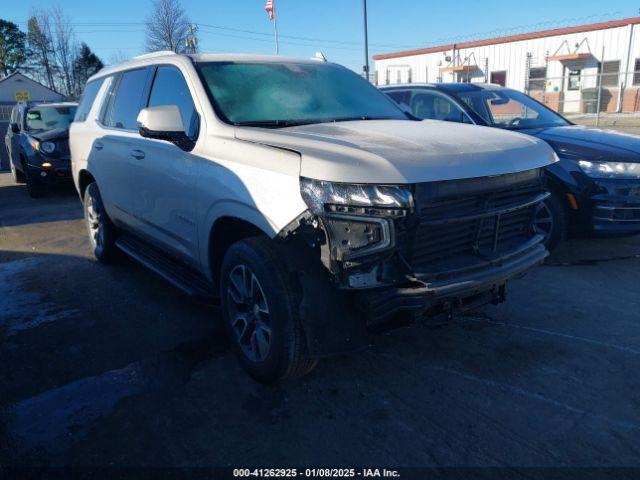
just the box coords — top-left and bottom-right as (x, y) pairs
(330, 116), (399, 123)
(235, 119), (321, 128)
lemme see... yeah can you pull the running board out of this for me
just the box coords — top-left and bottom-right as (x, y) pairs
(116, 234), (217, 303)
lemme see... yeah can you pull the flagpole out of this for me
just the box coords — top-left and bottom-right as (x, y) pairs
(363, 0), (369, 81)
(273, 0), (280, 55)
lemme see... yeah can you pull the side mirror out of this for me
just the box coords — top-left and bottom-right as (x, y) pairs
(10, 122), (19, 134)
(137, 105), (194, 151)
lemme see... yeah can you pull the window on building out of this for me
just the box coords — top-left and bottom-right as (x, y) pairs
(567, 69), (581, 90)
(425, 67), (428, 83)
(528, 67), (547, 91)
(600, 60), (620, 87)
(407, 68), (412, 83)
(633, 59), (640, 86)
(490, 71), (507, 87)
(385, 69), (390, 85)
(396, 70), (401, 84)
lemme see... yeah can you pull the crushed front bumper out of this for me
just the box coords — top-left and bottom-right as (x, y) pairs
(358, 237), (547, 327)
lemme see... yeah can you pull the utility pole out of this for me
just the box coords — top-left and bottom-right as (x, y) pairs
(363, 0), (370, 81)
(186, 24), (198, 54)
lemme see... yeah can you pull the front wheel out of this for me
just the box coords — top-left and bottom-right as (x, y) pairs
(534, 192), (567, 252)
(24, 165), (45, 198)
(220, 237), (317, 383)
(83, 182), (118, 263)
(10, 160), (26, 184)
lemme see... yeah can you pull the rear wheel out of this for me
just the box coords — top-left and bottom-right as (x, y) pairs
(534, 192), (567, 252)
(220, 237), (317, 383)
(84, 182), (118, 263)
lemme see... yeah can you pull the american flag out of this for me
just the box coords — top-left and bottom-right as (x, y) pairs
(265, 0), (275, 21)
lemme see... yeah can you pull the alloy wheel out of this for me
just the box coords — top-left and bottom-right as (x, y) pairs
(86, 195), (104, 250)
(533, 201), (554, 241)
(226, 264), (272, 362)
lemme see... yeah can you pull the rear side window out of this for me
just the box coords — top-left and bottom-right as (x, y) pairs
(74, 78), (105, 122)
(147, 66), (198, 139)
(104, 68), (149, 130)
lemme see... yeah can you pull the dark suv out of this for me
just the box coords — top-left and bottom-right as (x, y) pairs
(5, 101), (78, 197)
(382, 83), (640, 250)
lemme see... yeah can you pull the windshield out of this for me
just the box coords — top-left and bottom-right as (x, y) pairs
(453, 89), (569, 130)
(197, 62), (408, 127)
(26, 105), (78, 132)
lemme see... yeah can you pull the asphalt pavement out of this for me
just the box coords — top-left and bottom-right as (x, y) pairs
(1, 171), (640, 472)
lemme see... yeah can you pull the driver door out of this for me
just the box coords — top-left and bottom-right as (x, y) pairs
(130, 65), (200, 265)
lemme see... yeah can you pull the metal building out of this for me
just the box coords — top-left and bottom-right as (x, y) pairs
(373, 16), (640, 115)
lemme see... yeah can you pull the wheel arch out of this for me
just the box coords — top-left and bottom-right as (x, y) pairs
(207, 215), (271, 289)
(78, 169), (96, 201)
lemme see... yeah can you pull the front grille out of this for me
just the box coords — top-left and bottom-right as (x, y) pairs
(409, 169), (546, 275)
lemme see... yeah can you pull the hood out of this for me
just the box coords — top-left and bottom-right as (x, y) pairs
(522, 125), (640, 163)
(29, 128), (69, 142)
(235, 120), (557, 184)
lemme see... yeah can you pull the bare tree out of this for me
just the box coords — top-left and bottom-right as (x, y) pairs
(51, 5), (76, 96)
(108, 50), (131, 65)
(145, 0), (192, 53)
(27, 10), (56, 90)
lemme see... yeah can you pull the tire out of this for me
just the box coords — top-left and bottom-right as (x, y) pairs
(220, 237), (317, 383)
(24, 164), (46, 198)
(534, 191), (567, 252)
(83, 182), (118, 263)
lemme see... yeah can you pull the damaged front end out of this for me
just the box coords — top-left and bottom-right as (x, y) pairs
(282, 168), (550, 332)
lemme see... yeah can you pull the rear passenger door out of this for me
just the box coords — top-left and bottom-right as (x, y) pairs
(130, 65), (200, 264)
(91, 67), (152, 226)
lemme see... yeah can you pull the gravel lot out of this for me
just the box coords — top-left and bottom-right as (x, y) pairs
(1, 171), (640, 472)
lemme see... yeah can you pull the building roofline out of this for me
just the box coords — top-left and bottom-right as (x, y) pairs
(0, 71), (63, 97)
(373, 16), (640, 61)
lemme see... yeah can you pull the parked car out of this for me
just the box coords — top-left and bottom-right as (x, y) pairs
(381, 83), (640, 250)
(70, 52), (557, 383)
(5, 101), (78, 197)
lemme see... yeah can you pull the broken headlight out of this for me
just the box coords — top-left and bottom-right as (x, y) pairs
(300, 178), (413, 261)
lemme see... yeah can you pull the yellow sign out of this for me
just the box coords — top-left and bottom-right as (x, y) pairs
(15, 91), (30, 102)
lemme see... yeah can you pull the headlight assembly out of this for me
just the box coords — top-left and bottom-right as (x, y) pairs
(300, 178), (414, 217)
(300, 178), (413, 262)
(39, 141), (56, 155)
(578, 160), (640, 179)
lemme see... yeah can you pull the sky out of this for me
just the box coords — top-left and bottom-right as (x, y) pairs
(3, 0), (640, 73)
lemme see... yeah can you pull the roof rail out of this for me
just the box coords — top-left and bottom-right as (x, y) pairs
(133, 50), (178, 60)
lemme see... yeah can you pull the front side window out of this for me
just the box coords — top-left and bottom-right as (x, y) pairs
(453, 88), (569, 130)
(408, 90), (471, 123)
(197, 62), (407, 127)
(104, 68), (149, 130)
(148, 66), (198, 139)
(75, 78), (106, 123)
(25, 105), (78, 132)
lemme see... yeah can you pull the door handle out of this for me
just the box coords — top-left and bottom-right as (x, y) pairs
(130, 149), (145, 160)
(94, 141), (104, 151)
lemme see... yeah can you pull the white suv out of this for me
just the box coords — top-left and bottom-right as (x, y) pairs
(70, 51), (557, 382)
